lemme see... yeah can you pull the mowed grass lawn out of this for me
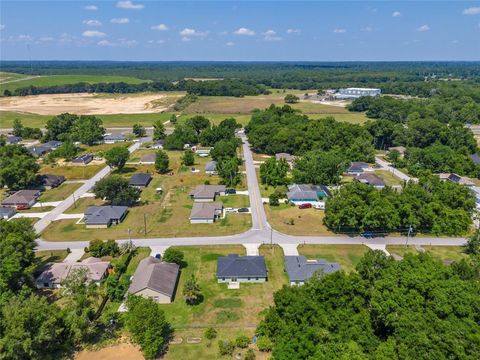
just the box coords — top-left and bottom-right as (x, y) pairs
(0, 74), (147, 93)
(42, 152), (251, 241)
(298, 244), (370, 273)
(39, 164), (105, 180)
(39, 183), (82, 202)
(386, 245), (468, 263)
(159, 245), (287, 329)
(34, 249), (69, 274)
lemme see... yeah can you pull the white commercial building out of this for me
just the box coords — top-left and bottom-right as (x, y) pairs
(335, 87), (381, 100)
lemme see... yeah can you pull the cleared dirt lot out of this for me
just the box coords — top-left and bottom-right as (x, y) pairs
(0, 92), (183, 115)
(75, 343), (144, 360)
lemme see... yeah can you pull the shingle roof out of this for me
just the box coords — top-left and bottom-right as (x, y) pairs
(104, 133), (126, 141)
(36, 257), (110, 285)
(275, 153), (294, 162)
(190, 202), (223, 220)
(205, 161), (217, 172)
(189, 185), (226, 199)
(285, 256), (340, 282)
(28, 145), (50, 157)
(217, 254), (267, 278)
(129, 173), (152, 187)
(347, 162), (370, 172)
(41, 174), (65, 187)
(84, 206), (128, 225)
(355, 173), (385, 187)
(128, 257), (180, 298)
(470, 154), (480, 165)
(0, 207), (16, 217)
(6, 136), (21, 144)
(1, 190), (40, 206)
(287, 184), (331, 200)
(72, 154), (93, 164)
(140, 153), (156, 163)
(43, 140), (63, 149)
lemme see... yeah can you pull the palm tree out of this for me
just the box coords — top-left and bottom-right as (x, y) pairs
(183, 274), (201, 305)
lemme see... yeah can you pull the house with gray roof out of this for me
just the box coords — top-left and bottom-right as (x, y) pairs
(189, 184), (226, 202)
(36, 257), (110, 289)
(1, 190), (41, 209)
(346, 161), (371, 174)
(28, 145), (50, 157)
(190, 202), (223, 223)
(140, 153), (156, 164)
(41, 174), (65, 189)
(43, 140), (63, 150)
(285, 256), (340, 285)
(354, 173), (385, 189)
(84, 206), (128, 228)
(205, 161), (218, 175)
(128, 257), (180, 304)
(6, 135), (21, 145)
(470, 154), (480, 165)
(151, 140), (165, 149)
(0, 207), (16, 219)
(217, 254), (267, 283)
(72, 154), (93, 165)
(129, 173), (152, 188)
(287, 184), (330, 204)
(438, 173), (475, 187)
(104, 133), (126, 143)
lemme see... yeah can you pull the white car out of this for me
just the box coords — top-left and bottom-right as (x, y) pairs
(225, 208), (237, 213)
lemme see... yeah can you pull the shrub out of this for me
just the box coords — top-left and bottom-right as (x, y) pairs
(162, 248), (185, 267)
(244, 348), (256, 360)
(256, 337), (273, 352)
(235, 335), (250, 348)
(204, 327), (217, 340)
(218, 340), (235, 356)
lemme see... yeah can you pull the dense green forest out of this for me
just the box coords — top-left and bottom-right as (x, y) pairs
(257, 250), (480, 360)
(2, 61), (479, 94)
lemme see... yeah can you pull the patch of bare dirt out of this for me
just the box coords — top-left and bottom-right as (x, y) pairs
(75, 343), (144, 360)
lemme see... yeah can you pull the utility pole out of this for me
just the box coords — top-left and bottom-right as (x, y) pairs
(406, 224), (412, 246)
(72, 192), (77, 208)
(128, 227), (131, 242)
(144, 213), (147, 235)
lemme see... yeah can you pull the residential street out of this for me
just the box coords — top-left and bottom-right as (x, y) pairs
(375, 156), (417, 182)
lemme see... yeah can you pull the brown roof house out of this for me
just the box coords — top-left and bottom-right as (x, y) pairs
(275, 153), (295, 168)
(36, 257), (110, 289)
(1, 190), (41, 209)
(128, 257), (180, 304)
(189, 202), (224, 224)
(438, 173), (475, 187)
(189, 184), (226, 202)
(354, 173), (385, 189)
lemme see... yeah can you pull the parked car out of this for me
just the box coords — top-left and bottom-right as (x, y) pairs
(225, 188), (236, 194)
(298, 203), (312, 209)
(313, 203), (325, 210)
(225, 208), (236, 213)
(154, 253), (161, 259)
(16, 205), (31, 210)
(237, 207), (250, 213)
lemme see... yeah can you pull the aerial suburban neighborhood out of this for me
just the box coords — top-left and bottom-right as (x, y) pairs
(0, 1), (479, 360)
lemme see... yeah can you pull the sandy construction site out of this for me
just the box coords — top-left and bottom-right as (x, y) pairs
(0, 93), (182, 115)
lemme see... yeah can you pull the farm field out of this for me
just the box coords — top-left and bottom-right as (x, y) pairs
(0, 73), (147, 93)
(297, 244), (370, 273)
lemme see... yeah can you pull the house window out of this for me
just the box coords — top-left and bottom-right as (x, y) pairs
(247, 277), (251, 280)
(44, 282), (49, 287)
(255, 278), (259, 280)
(222, 277), (225, 281)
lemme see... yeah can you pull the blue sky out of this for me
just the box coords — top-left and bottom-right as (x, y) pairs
(1, 1), (479, 61)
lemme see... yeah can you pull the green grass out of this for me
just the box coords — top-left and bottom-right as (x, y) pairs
(220, 195), (250, 208)
(125, 247), (152, 276)
(298, 244), (370, 273)
(0, 74), (147, 93)
(39, 164), (105, 180)
(34, 250), (69, 274)
(386, 245), (468, 263)
(39, 183), (82, 202)
(64, 197), (103, 214)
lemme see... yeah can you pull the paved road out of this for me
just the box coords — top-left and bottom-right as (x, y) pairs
(33, 141), (141, 234)
(375, 156), (416, 182)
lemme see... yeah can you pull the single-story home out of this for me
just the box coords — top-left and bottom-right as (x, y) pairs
(192, 146), (211, 157)
(388, 146), (407, 157)
(41, 174), (66, 189)
(217, 254), (267, 283)
(205, 161), (218, 175)
(6, 135), (21, 145)
(287, 184), (331, 204)
(189, 202), (223, 224)
(72, 154), (93, 165)
(128, 257), (180, 304)
(151, 140), (165, 150)
(129, 173), (152, 188)
(43, 140), (63, 150)
(104, 133), (126, 143)
(140, 153), (156, 164)
(28, 145), (50, 157)
(189, 184), (226, 202)
(1, 190), (41, 209)
(285, 256), (340, 286)
(35, 257), (110, 289)
(438, 173), (475, 187)
(275, 153), (295, 168)
(354, 173), (385, 189)
(84, 206), (128, 228)
(346, 162), (371, 174)
(469, 154), (480, 165)
(0, 206), (16, 219)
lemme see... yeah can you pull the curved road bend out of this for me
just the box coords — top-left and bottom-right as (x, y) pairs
(35, 135), (467, 250)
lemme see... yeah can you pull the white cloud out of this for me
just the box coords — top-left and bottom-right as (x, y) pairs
(361, 26), (374, 32)
(98, 38), (137, 47)
(0, 24), (5, 31)
(463, 7), (480, 15)
(38, 36), (54, 42)
(417, 24), (430, 32)
(84, 5), (97, 11)
(179, 28), (208, 37)
(225, 41), (234, 46)
(333, 28), (347, 33)
(5, 34), (34, 43)
(286, 28), (301, 34)
(97, 40), (115, 47)
(82, 30), (106, 37)
(151, 24), (168, 31)
(116, 1), (144, 10)
(392, 11), (402, 17)
(263, 30), (282, 41)
(181, 36), (191, 42)
(111, 18), (130, 24)
(233, 27), (255, 36)
(148, 39), (165, 44)
(83, 19), (102, 26)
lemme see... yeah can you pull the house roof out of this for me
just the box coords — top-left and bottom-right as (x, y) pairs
(84, 206), (128, 225)
(355, 173), (385, 187)
(189, 185), (226, 199)
(285, 256), (340, 282)
(28, 145), (50, 157)
(0, 207), (16, 217)
(287, 184), (331, 200)
(190, 202), (223, 220)
(72, 154), (93, 163)
(6, 135), (21, 144)
(438, 173), (475, 186)
(104, 133), (126, 141)
(128, 257), (180, 298)
(36, 257), (110, 285)
(41, 174), (65, 187)
(205, 161), (217, 172)
(129, 173), (152, 186)
(275, 153), (294, 162)
(140, 153), (156, 163)
(347, 162), (370, 172)
(1, 190), (40, 206)
(217, 254), (267, 278)
(470, 154), (480, 165)
(388, 146), (406, 154)
(43, 140), (63, 149)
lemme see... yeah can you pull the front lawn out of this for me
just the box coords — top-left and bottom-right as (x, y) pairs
(39, 164), (105, 180)
(387, 245), (468, 263)
(297, 244), (370, 273)
(34, 250), (69, 274)
(39, 183), (82, 202)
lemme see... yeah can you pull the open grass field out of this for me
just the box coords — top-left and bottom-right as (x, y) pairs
(39, 164), (106, 180)
(265, 203), (334, 236)
(79, 142), (132, 155)
(39, 183), (82, 202)
(386, 245), (468, 263)
(158, 244), (286, 329)
(298, 244), (370, 272)
(64, 197), (103, 214)
(42, 152), (251, 241)
(0, 73), (147, 93)
(375, 170), (405, 186)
